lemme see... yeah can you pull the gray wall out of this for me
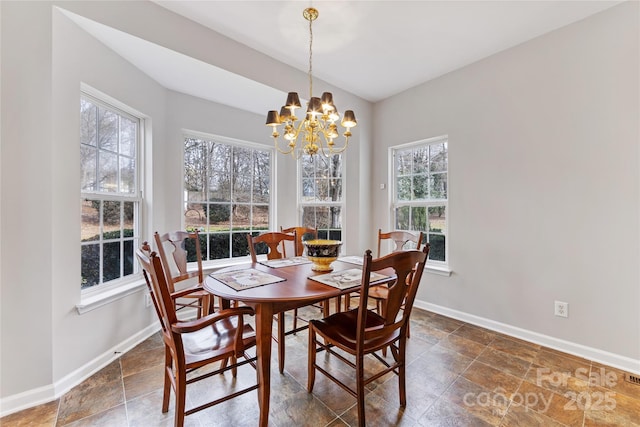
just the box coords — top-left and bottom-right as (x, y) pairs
(372, 2), (639, 364)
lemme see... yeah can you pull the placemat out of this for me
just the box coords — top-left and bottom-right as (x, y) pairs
(209, 268), (286, 291)
(338, 255), (364, 265)
(309, 268), (390, 290)
(258, 256), (312, 268)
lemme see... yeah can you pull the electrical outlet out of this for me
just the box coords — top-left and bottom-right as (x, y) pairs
(145, 294), (152, 308)
(554, 301), (568, 318)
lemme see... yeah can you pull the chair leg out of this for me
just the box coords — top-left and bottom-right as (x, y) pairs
(399, 337), (407, 407)
(307, 325), (316, 392)
(277, 312), (285, 374)
(162, 347), (172, 413)
(175, 368), (187, 427)
(356, 354), (366, 427)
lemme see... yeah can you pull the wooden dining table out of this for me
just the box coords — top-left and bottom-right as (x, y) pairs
(203, 258), (379, 427)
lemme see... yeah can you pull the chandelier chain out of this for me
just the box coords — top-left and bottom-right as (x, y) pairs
(308, 15), (313, 100)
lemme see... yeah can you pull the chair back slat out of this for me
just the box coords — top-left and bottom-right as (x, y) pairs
(247, 232), (296, 262)
(377, 229), (424, 258)
(154, 231), (204, 291)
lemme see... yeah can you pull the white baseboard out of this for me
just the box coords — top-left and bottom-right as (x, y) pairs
(414, 300), (640, 375)
(0, 322), (160, 418)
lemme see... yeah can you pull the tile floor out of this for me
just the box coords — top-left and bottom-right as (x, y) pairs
(2, 307), (639, 426)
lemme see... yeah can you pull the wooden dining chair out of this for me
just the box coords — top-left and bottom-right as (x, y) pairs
(307, 245), (429, 427)
(154, 230), (213, 318)
(247, 231), (297, 374)
(345, 229), (424, 315)
(136, 244), (259, 427)
(280, 226), (318, 257)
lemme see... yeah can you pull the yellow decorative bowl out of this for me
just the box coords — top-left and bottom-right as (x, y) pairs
(303, 239), (343, 272)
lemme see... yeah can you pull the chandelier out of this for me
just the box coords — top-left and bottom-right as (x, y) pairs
(265, 7), (357, 157)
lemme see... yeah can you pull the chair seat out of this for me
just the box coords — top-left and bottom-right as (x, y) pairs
(183, 320), (256, 366)
(311, 308), (398, 352)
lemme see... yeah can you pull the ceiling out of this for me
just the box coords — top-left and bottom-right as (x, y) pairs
(65, 1), (623, 114)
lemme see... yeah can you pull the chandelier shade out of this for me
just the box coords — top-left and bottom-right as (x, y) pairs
(265, 7), (356, 158)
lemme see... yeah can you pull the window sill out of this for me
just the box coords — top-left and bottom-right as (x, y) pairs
(76, 279), (147, 315)
(425, 264), (452, 277)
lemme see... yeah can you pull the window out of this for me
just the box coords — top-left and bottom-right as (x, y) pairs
(183, 134), (272, 261)
(392, 136), (447, 263)
(80, 94), (141, 289)
(299, 154), (344, 240)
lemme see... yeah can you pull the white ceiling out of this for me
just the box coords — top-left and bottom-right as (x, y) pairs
(65, 1), (623, 114)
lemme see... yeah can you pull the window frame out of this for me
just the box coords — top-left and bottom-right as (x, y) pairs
(80, 89), (144, 296)
(389, 135), (450, 275)
(182, 130), (275, 266)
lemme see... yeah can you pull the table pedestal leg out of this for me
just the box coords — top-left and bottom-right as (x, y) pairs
(255, 303), (273, 427)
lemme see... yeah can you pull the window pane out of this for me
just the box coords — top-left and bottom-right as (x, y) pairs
(120, 116), (137, 158)
(209, 203), (230, 228)
(123, 240), (134, 276)
(102, 241), (121, 282)
(411, 206), (427, 232)
(396, 150), (412, 175)
(98, 151), (118, 192)
(328, 155), (342, 178)
(231, 232), (249, 258)
(302, 156), (314, 177)
(209, 173), (231, 201)
(253, 151), (270, 203)
(210, 233), (230, 260)
(185, 203), (207, 232)
(302, 178), (315, 200)
(428, 234), (446, 261)
(430, 173), (447, 199)
(253, 205), (269, 230)
(232, 204), (250, 229)
(102, 201), (121, 239)
(81, 244), (100, 288)
(123, 202), (134, 237)
(413, 147), (429, 174)
(397, 176), (411, 200)
(315, 179), (330, 202)
(428, 206), (446, 233)
(119, 156), (135, 193)
(185, 139), (205, 197)
(412, 174), (428, 199)
(80, 99), (97, 146)
(98, 107), (118, 152)
(232, 147), (252, 202)
(395, 206), (410, 230)
(82, 199), (100, 242)
(430, 143), (447, 172)
(80, 146), (97, 192)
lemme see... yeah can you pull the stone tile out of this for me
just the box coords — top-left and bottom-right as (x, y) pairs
(450, 324), (496, 346)
(416, 345), (475, 376)
(515, 380), (584, 426)
(120, 344), (165, 378)
(62, 404), (127, 427)
(501, 402), (566, 426)
(123, 363), (165, 401)
(57, 377), (124, 426)
(583, 385), (640, 427)
(339, 392), (419, 427)
(476, 347), (532, 378)
(436, 333), (486, 360)
(523, 363), (591, 396)
(420, 314), (464, 334)
(534, 348), (591, 375)
(0, 399), (59, 427)
(462, 360), (523, 396)
(126, 389), (177, 427)
(417, 397), (495, 427)
(440, 377), (507, 425)
(488, 335), (540, 363)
